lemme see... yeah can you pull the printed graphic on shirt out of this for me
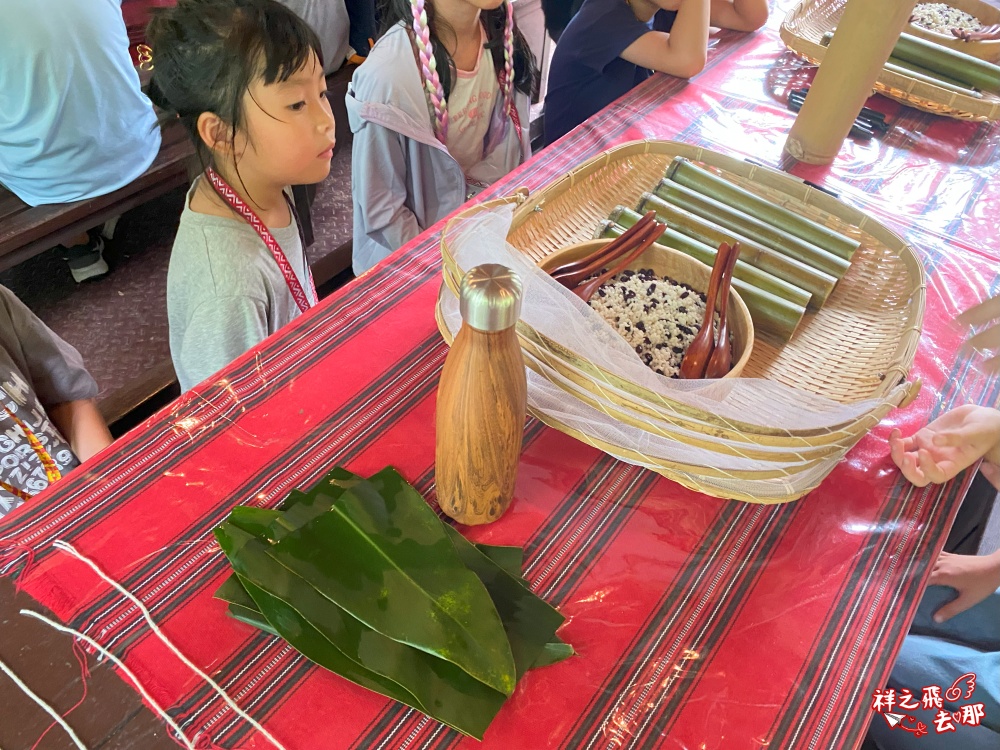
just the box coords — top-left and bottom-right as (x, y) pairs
(0, 373), (76, 516)
(870, 672), (986, 738)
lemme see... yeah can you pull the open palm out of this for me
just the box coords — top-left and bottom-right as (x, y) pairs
(889, 404), (1000, 487)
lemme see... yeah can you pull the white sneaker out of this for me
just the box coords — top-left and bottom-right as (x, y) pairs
(65, 236), (110, 283)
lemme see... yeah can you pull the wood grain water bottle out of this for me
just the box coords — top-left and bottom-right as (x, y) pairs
(436, 264), (527, 525)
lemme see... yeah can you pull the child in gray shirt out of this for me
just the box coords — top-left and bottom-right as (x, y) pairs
(149, 0), (335, 392)
(0, 285), (113, 516)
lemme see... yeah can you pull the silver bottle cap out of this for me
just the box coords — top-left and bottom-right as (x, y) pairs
(459, 264), (523, 332)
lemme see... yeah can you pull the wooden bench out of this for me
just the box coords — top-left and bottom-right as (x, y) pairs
(0, 122), (194, 273)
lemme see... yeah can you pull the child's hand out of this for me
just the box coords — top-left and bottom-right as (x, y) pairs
(928, 550), (1000, 622)
(958, 294), (1000, 374)
(889, 404), (1000, 487)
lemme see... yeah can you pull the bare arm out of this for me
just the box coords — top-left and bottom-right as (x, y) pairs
(708, 0), (768, 32)
(621, 0), (711, 78)
(47, 399), (113, 463)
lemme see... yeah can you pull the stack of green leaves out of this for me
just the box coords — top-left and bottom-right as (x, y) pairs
(213, 466), (571, 739)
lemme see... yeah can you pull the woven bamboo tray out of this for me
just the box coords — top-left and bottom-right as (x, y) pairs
(440, 140), (924, 432)
(437, 140), (925, 501)
(906, 0), (1000, 63)
(781, 0), (1000, 121)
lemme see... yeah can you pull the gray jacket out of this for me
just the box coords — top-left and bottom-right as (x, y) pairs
(346, 23), (531, 275)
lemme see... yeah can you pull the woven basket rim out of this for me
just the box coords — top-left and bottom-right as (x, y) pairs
(780, 0), (1000, 121)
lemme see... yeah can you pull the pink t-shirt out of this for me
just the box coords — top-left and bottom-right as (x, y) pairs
(446, 28), (500, 176)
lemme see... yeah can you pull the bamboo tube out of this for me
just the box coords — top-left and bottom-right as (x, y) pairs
(664, 157), (861, 261)
(609, 207), (813, 309)
(637, 193), (837, 307)
(785, 0), (917, 165)
(820, 31), (986, 97)
(885, 59), (986, 96)
(600, 222), (806, 342)
(895, 32), (1000, 94)
(882, 55), (968, 87)
(653, 180), (850, 279)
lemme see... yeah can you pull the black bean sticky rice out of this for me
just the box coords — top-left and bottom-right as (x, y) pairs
(588, 268), (719, 378)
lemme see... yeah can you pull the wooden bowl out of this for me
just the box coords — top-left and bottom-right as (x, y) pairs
(539, 239), (754, 379)
(906, 0), (1000, 63)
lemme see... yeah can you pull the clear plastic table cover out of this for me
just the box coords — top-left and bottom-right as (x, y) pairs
(0, 2), (998, 748)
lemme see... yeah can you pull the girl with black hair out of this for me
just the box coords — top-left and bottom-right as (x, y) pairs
(146, 0), (338, 392)
(346, 0), (538, 274)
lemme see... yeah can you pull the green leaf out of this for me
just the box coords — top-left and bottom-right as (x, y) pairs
(238, 576), (425, 711)
(215, 572), (256, 608)
(533, 639), (575, 668)
(227, 506), (284, 538)
(214, 521), (506, 739)
(267, 472), (516, 695)
(213, 466), (571, 738)
(220, 569), (573, 669)
(442, 524), (563, 679)
(474, 543), (525, 580)
(226, 602), (279, 637)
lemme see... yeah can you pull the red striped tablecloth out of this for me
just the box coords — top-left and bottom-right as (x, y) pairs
(2, 5), (998, 749)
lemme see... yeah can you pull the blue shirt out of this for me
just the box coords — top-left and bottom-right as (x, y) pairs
(0, 0), (161, 207)
(544, 0), (675, 144)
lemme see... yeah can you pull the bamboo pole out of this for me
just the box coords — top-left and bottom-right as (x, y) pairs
(637, 193), (838, 306)
(653, 180), (850, 279)
(785, 0), (918, 165)
(609, 207), (813, 309)
(664, 157), (861, 261)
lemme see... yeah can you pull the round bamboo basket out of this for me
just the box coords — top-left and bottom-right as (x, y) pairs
(536, 239), (755, 380)
(906, 0), (1000, 63)
(437, 140), (925, 502)
(781, 0), (1000, 121)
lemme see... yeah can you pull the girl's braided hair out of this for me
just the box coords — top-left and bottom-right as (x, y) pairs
(381, 0), (538, 143)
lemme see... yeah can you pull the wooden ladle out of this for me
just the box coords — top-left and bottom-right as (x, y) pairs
(572, 220), (664, 302)
(678, 242), (732, 379)
(550, 212), (657, 289)
(705, 241), (741, 378)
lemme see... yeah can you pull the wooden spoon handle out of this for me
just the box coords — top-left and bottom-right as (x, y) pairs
(679, 242), (732, 379)
(573, 220), (664, 301)
(705, 241), (741, 378)
(551, 212), (656, 285)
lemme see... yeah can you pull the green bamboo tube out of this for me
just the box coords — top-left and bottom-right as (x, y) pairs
(894, 32), (1000, 95)
(610, 207), (813, 309)
(637, 193), (837, 307)
(665, 157), (860, 261)
(653, 179), (850, 279)
(821, 30), (994, 96)
(600, 222), (806, 342)
(883, 55), (968, 87)
(885, 58), (985, 97)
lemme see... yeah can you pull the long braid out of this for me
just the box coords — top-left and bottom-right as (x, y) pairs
(502, 0), (514, 116)
(410, 0), (449, 143)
